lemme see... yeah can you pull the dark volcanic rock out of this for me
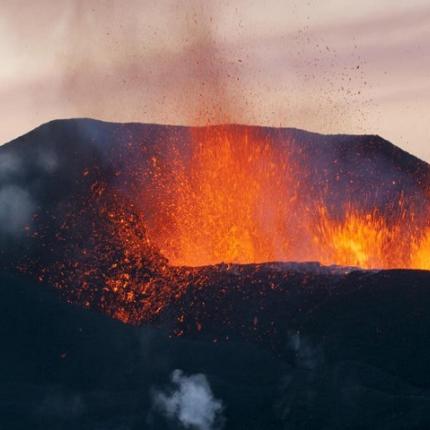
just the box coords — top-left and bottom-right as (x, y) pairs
(2, 269), (430, 429)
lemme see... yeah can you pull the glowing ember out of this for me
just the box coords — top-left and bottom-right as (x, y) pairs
(148, 126), (296, 266)
(24, 124), (430, 325)
(312, 204), (430, 270)
(411, 228), (430, 270)
(141, 126), (430, 270)
(313, 205), (406, 269)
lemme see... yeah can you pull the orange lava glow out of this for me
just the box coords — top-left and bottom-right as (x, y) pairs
(141, 125), (430, 270)
(313, 205), (430, 270)
(151, 126), (296, 266)
(94, 176), (430, 324)
(411, 229), (430, 270)
(29, 125), (430, 325)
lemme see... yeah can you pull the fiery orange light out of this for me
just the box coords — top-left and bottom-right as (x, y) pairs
(411, 228), (430, 270)
(312, 205), (430, 270)
(142, 125), (430, 270)
(313, 205), (404, 269)
(31, 125), (430, 325)
(148, 126), (298, 266)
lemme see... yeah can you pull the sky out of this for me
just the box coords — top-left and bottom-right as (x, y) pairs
(0, 0), (429, 161)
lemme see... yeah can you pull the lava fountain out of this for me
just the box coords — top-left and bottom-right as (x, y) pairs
(26, 123), (430, 325)
(138, 125), (430, 270)
(145, 126), (299, 266)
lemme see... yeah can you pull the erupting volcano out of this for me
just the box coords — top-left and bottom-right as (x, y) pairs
(4, 119), (430, 429)
(2, 118), (430, 327)
(138, 125), (430, 270)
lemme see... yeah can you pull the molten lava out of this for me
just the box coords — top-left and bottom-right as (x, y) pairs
(312, 204), (430, 270)
(411, 229), (430, 270)
(28, 124), (430, 325)
(149, 126), (296, 266)
(141, 125), (430, 270)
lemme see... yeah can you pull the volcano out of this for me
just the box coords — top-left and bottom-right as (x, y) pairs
(2, 118), (430, 429)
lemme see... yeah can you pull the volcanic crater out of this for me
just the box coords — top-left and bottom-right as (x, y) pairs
(1, 118), (430, 334)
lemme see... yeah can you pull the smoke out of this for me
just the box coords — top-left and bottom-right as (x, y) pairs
(0, 141), (60, 237)
(275, 332), (325, 425)
(0, 152), (23, 180)
(288, 331), (324, 371)
(0, 185), (34, 234)
(36, 148), (59, 173)
(153, 369), (224, 430)
(37, 389), (85, 419)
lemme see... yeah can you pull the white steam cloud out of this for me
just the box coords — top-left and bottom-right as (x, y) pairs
(153, 369), (224, 430)
(0, 152), (23, 180)
(0, 185), (34, 234)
